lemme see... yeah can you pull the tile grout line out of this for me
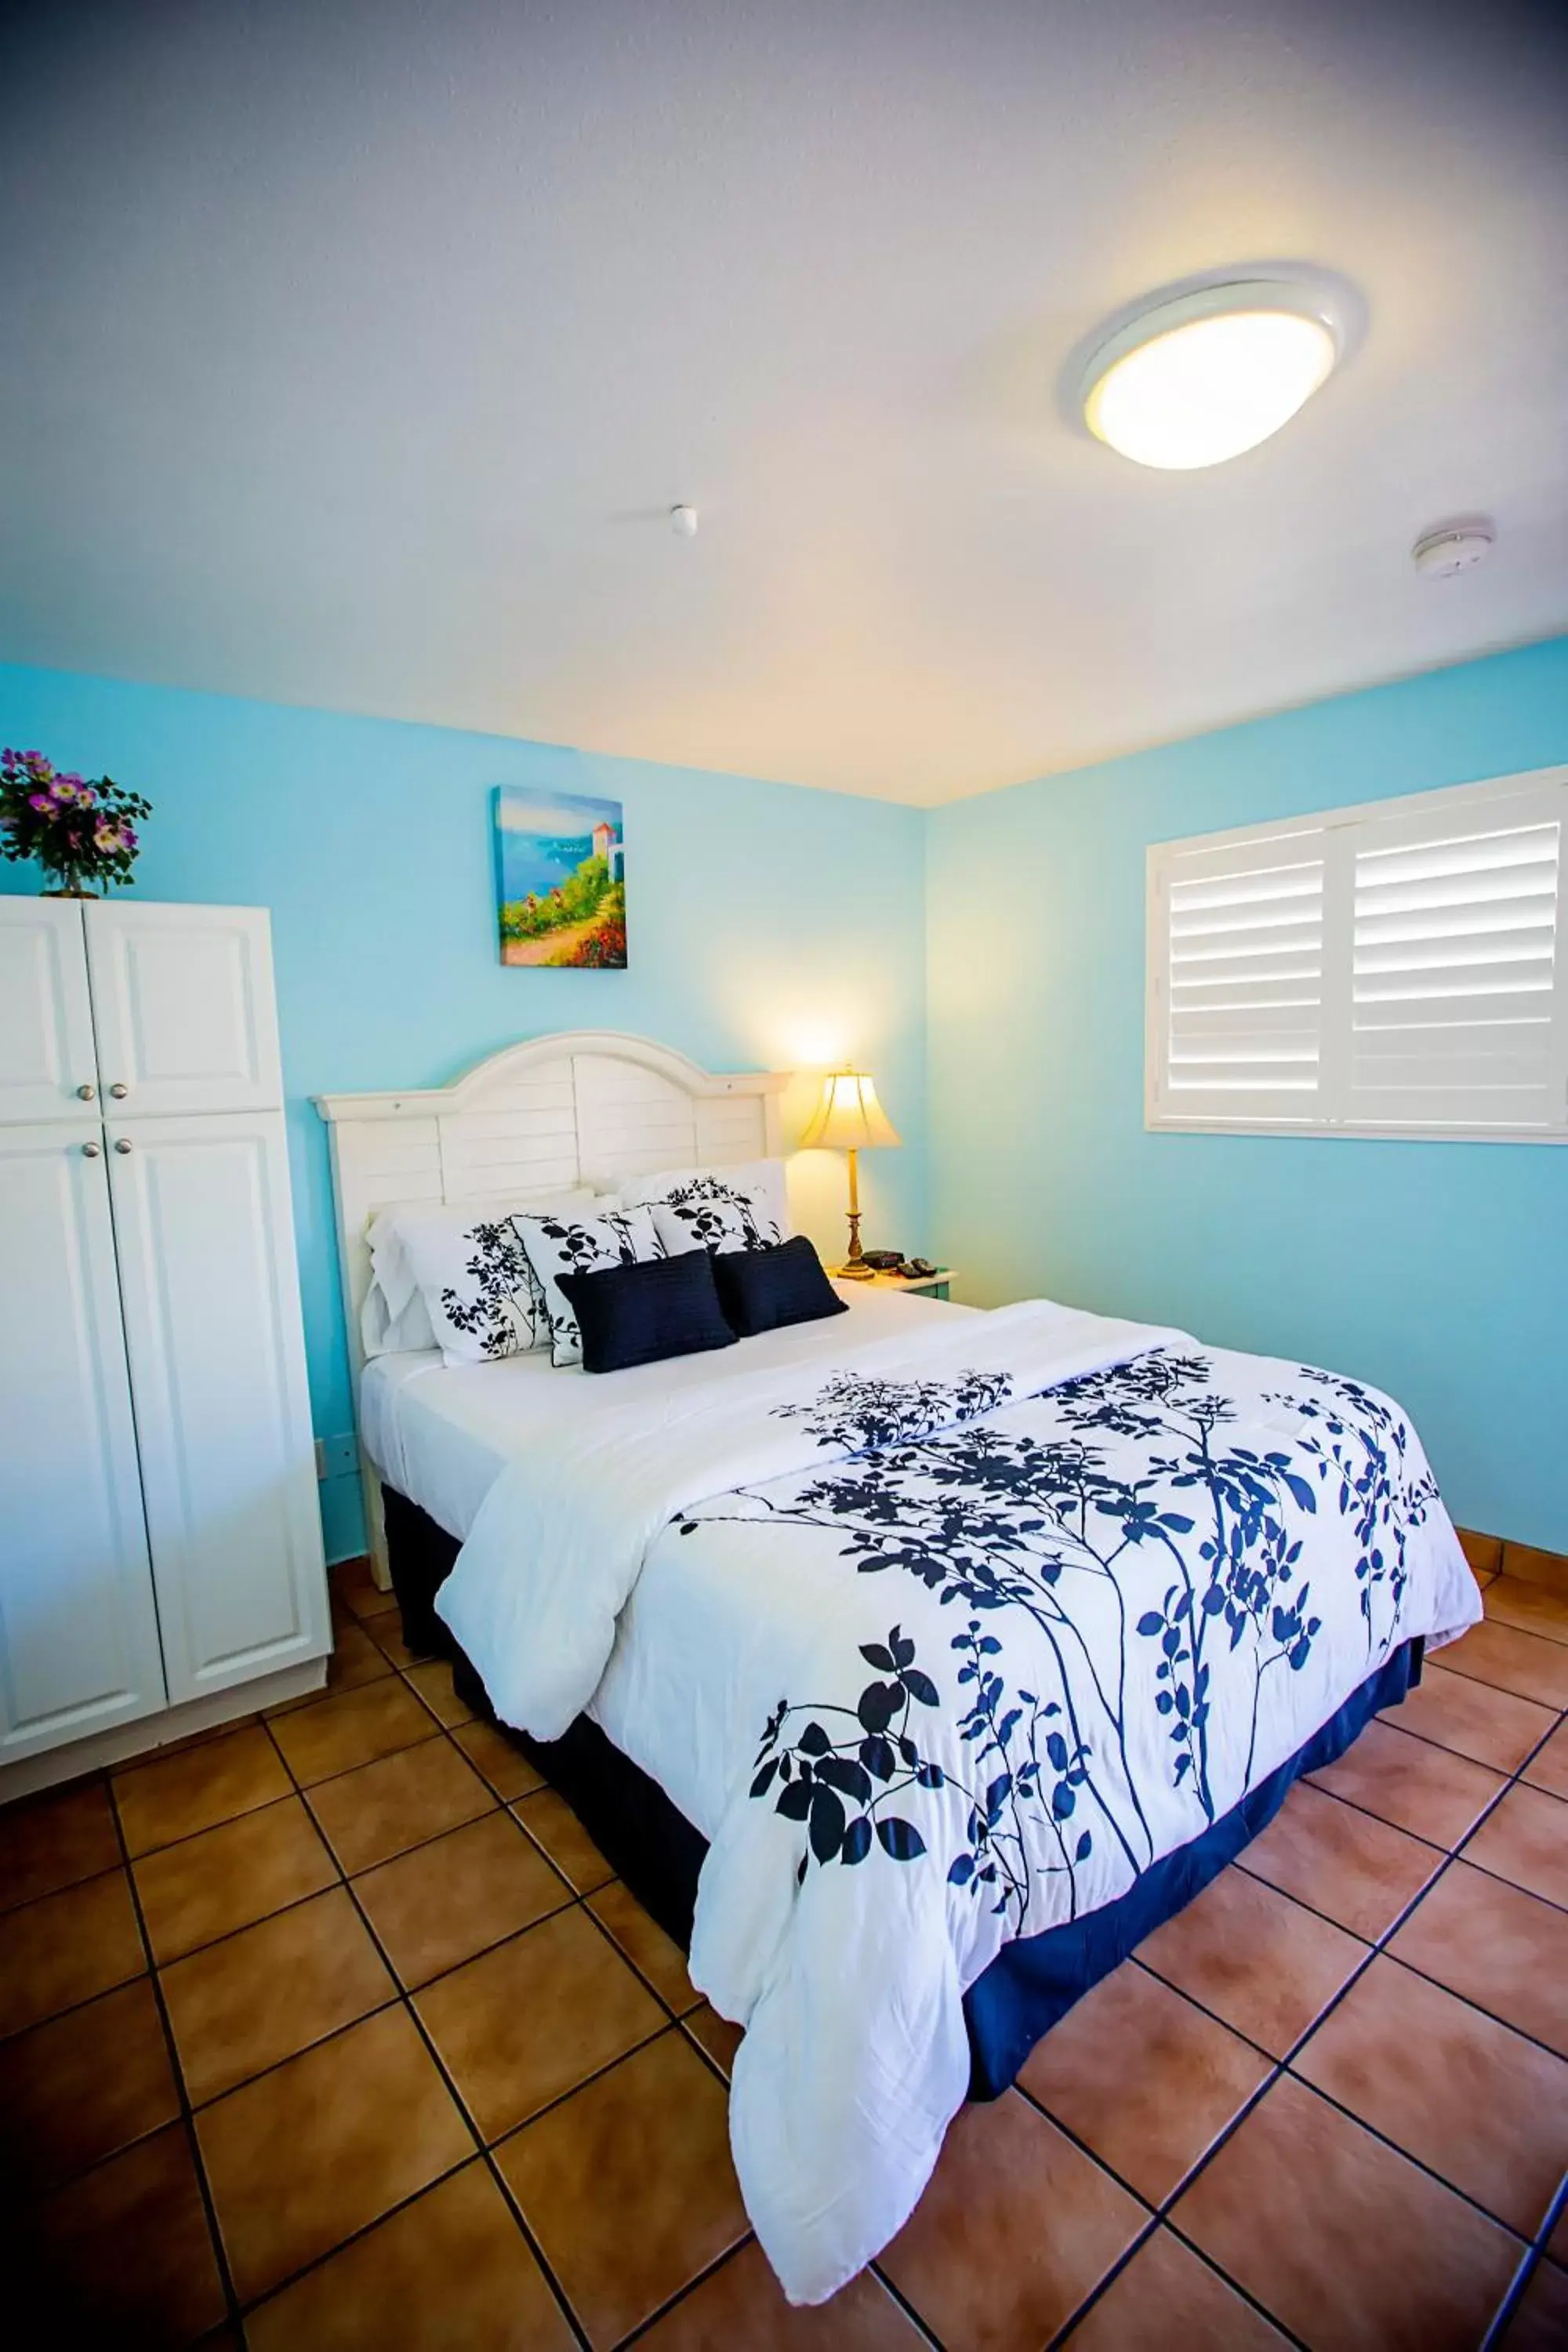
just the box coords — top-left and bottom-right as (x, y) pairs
(1152, 1696), (1568, 2230)
(252, 1707), (596, 2352)
(228, 2153), (479, 2336)
(866, 2262), (949, 2351)
(5, 1711), (637, 2066)
(366, 1652), (944, 2350)
(1218, 1669), (1568, 1962)
(1282, 1769), (1568, 1923)
(349, 1669), (908, 2351)
(611, 2237), (764, 2350)
(1035, 1678), (1568, 2339)
(9, 1797), (565, 2071)
(103, 1765), (246, 2342)
(1045, 2195), (1310, 2352)
(1012, 2070), (1317, 2350)
(1478, 2169), (1568, 2352)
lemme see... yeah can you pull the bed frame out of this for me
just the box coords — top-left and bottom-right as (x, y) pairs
(314, 1029), (788, 1584)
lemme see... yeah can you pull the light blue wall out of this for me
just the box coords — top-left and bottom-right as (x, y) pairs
(0, 664), (929, 1557)
(7, 639), (1565, 1559)
(928, 635), (1568, 1552)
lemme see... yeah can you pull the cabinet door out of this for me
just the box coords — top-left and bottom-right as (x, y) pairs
(0, 1126), (166, 1760)
(0, 900), (100, 1124)
(107, 1110), (328, 1701)
(85, 902), (282, 1116)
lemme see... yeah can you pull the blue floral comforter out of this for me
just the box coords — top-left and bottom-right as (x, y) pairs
(439, 1300), (1479, 2304)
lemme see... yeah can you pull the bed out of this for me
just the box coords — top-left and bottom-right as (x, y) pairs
(317, 1030), (1481, 2306)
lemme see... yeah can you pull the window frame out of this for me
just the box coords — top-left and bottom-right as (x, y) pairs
(1145, 764), (1568, 1145)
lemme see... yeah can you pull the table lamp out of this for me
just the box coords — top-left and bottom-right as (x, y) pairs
(799, 1069), (901, 1268)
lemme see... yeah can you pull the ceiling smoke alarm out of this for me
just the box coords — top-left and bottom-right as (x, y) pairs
(1412, 521), (1495, 579)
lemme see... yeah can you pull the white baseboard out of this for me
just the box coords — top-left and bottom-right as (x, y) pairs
(0, 1656), (328, 1806)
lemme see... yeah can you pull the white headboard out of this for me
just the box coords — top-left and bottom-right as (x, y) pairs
(314, 1029), (789, 1579)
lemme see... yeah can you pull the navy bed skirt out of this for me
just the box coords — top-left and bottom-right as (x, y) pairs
(961, 1635), (1421, 2095)
(381, 1483), (1423, 2100)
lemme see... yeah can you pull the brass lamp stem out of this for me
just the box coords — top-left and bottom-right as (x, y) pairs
(844, 1145), (863, 1264)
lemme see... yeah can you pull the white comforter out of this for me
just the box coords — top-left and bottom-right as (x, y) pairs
(436, 1301), (1479, 2303)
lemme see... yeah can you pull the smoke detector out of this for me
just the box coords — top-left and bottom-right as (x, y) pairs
(1412, 521), (1494, 579)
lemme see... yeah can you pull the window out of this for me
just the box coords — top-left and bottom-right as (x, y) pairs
(1145, 768), (1568, 1140)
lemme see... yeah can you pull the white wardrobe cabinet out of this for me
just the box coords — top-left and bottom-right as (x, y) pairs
(0, 899), (100, 1125)
(0, 1123), (167, 1758)
(0, 898), (329, 1783)
(85, 899), (284, 1117)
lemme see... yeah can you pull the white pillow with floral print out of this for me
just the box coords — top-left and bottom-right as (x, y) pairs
(381, 1190), (596, 1367)
(512, 1203), (667, 1367)
(615, 1159), (788, 1258)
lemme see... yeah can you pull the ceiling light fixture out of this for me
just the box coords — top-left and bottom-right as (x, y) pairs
(1080, 280), (1343, 471)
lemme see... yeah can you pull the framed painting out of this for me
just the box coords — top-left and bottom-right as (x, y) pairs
(492, 786), (626, 967)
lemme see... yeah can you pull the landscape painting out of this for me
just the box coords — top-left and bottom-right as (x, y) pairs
(493, 786), (626, 967)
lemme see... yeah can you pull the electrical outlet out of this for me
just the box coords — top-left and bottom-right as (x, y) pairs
(314, 1432), (359, 1482)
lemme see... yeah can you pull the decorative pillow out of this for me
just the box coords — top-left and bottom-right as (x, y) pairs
(376, 1190), (597, 1367)
(512, 1203), (666, 1367)
(557, 1250), (737, 1374)
(617, 1158), (789, 1258)
(712, 1236), (848, 1339)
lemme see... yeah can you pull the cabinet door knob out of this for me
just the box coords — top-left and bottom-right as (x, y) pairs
(109, 1082), (130, 1099)
(82, 1140), (102, 1158)
(76, 1082), (96, 1101)
(114, 1138), (134, 1155)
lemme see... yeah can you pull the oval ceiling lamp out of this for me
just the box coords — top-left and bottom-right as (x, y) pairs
(1080, 281), (1343, 470)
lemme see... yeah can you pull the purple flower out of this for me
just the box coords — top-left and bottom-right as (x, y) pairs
(28, 791), (53, 811)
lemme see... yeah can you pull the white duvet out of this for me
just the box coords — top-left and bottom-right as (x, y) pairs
(436, 1300), (1479, 2303)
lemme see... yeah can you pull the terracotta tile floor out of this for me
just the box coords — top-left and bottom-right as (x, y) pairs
(0, 1563), (1564, 2348)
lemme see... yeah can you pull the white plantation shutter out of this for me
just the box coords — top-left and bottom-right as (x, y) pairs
(1154, 826), (1331, 1123)
(1148, 769), (1568, 1140)
(1348, 792), (1563, 1129)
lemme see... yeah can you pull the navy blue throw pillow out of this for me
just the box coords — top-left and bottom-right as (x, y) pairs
(557, 1248), (737, 1374)
(711, 1236), (848, 1338)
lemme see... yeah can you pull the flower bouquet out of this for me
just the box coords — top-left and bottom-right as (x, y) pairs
(1, 747), (151, 896)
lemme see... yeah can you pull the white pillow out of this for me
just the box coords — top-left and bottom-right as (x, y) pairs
(372, 1190), (597, 1367)
(512, 1203), (666, 1367)
(616, 1159), (789, 1258)
(360, 1278), (438, 1360)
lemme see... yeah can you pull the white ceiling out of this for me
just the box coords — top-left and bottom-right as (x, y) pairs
(2, 0), (1565, 805)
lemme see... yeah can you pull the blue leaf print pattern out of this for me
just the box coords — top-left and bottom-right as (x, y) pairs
(702, 1349), (1439, 1929)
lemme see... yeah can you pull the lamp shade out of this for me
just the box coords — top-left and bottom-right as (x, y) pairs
(799, 1070), (901, 1152)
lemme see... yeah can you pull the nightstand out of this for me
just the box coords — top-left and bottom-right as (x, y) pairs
(833, 1266), (956, 1302)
